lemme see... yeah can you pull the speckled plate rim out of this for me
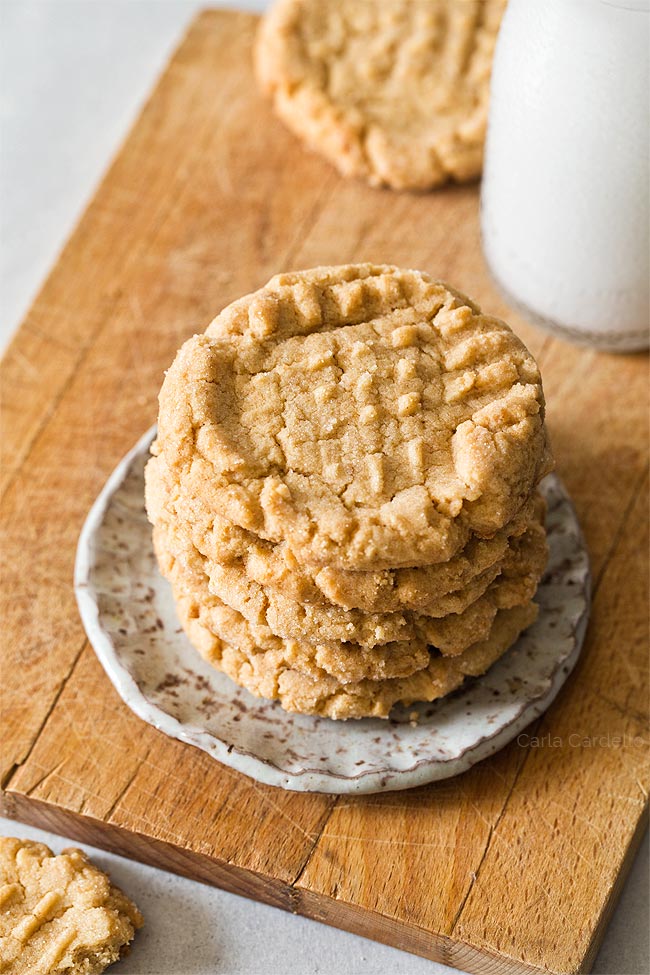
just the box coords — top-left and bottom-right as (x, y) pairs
(75, 426), (591, 794)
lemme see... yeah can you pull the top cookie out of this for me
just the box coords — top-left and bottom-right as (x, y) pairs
(255, 0), (506, 190)
(154, 265), (550, 570)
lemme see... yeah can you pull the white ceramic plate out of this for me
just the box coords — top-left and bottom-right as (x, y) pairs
(75, 427), (591, 794)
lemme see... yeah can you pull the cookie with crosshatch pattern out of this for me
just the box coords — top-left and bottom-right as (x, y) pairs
(149, 264), (551, 572)
(0, 837), (142, 975)
(146, 452), (539, 613)
(255, 0), (507, 189)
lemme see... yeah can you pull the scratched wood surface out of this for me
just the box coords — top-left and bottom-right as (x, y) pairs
(0, 11), (648, 975)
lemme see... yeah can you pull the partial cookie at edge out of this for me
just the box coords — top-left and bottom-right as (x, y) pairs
(255, 0), (507, 190)
(0, 837), (143, 975)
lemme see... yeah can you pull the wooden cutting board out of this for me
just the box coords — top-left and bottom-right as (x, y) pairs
(1, 11), (648, 974)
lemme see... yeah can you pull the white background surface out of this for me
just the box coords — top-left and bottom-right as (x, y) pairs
(0, 3), (648, 973)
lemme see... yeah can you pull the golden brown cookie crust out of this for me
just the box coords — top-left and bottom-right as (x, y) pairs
(151, 264), (551, 572)
(146, 450), (540, 613)
(154, 524), (432, 683)
(174, 582), (537, 720)
(154, 498), (547, 652)
(0, 837), (143, 975)
(255, 0), (507, 190)
(152, 494), (545, 693)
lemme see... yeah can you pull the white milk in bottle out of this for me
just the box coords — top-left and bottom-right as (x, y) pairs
(481, 0), (649, 351)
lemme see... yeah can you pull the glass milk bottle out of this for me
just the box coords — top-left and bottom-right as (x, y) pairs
(481, 0), (649, 352)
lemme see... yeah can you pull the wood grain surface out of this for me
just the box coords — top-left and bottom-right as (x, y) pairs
(1, 11), (648, 975)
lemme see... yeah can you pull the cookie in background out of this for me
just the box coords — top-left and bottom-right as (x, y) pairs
(255, 0), (507, 190)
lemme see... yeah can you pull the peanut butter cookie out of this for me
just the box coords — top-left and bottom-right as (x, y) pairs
(174, 582), (537, 720)
(146, 452), (538, 613)
(152, 502), (545, 685)
(150, 264), (551, 572)
(255, 0), (506, 190)
(153, 502), (546, 652)
(0, 837), (142, 975)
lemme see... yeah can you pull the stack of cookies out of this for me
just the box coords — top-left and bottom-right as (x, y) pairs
(146, 264), (552, 720)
